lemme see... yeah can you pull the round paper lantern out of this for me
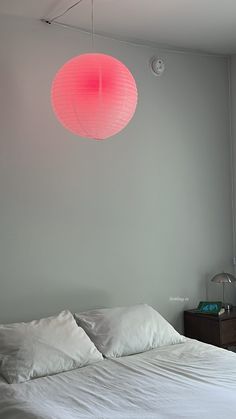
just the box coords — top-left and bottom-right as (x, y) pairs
(51, 53), (138, 140)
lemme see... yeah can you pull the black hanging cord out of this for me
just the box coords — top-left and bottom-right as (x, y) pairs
(42, 0), (84, 24)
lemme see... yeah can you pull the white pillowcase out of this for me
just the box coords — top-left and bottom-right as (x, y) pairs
(0, 310), (103, 384)
(75, 304), (185, 358)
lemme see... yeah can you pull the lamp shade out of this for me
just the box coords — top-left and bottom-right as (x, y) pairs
(51, 53), (138, 140)
(211, 272), (236, 283)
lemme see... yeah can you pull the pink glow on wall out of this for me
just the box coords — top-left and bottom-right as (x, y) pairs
(51, 53), (138, 140)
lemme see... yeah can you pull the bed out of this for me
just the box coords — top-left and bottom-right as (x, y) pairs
(1, 338), (236, 419)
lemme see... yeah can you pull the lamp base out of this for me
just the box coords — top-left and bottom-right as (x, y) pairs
(222, 303), (232, 311)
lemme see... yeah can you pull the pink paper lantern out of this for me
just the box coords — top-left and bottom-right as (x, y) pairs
(51, 53), (138, 140)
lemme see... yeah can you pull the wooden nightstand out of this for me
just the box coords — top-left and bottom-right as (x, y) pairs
(184, 308), (236, 348)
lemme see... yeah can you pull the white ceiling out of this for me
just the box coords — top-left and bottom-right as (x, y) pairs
(1, 0), (236, 54)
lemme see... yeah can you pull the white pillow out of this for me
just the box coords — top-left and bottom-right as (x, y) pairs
(0, 310), (103, 384)
(75, 304), (185, 358)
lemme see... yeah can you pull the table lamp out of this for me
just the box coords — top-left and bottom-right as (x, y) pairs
(211, 272), (236, 310)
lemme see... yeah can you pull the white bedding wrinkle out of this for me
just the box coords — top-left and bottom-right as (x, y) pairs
(0, 339), (236, 418)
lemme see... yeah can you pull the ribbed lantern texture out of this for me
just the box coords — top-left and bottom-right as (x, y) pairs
(51, 53), (138, 140)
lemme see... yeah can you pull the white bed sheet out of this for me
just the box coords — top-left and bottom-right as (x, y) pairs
(0, 338), (236, 419)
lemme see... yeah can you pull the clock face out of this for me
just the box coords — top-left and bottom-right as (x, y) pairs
(197, 301), (222, 314)
(202, 303), (218, 312)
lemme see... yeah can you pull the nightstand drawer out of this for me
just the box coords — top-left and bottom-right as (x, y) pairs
(184, 313), (220, 346)
(221, 320), (236, 345)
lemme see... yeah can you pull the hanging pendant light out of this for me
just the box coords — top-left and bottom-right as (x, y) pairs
(50, 1), (138, 140)
(51, 53), (137, 140)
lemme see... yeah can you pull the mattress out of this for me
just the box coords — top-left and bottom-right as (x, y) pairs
(0, 338), (236, 419)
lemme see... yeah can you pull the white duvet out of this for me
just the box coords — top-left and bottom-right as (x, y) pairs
(0, 339), (236, 419)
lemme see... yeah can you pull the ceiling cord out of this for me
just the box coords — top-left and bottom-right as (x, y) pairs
(43, 0), (84, 24)
(91, 0), (94, 50)
(41, 1), (228, 58)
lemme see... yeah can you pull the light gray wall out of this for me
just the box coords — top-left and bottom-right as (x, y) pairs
(0, 15), (233, 330)
(230, 56), (236, 275)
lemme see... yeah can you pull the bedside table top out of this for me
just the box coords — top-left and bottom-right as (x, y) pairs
(184, 307), (236, 321)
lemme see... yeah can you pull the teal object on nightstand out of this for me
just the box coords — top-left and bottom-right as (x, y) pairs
(197, 301), (222, 314)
